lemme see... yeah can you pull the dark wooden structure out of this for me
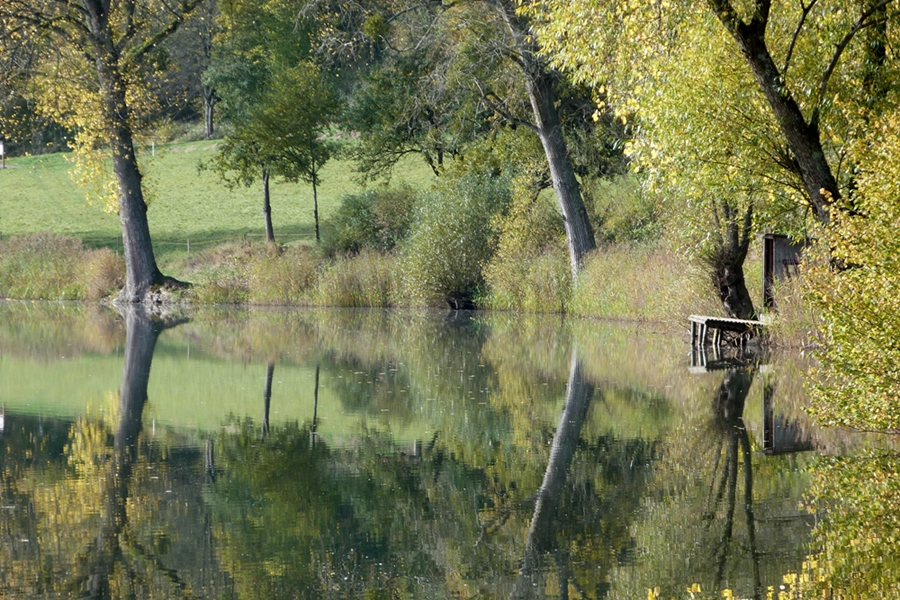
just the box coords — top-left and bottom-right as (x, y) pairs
(761, 233), (805, 310)
(689, 315), (763, 348)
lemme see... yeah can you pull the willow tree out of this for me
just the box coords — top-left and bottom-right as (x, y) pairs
(529, 0), (899, 318)
(534, 0), (898, 223)
(0, 0), (202, 302)
(325, 0), (600, 275)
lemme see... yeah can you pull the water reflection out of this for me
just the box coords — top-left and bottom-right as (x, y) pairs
(0, 304), (888, 598)
(79, 307), (188, 597)
(706, 367), (759, 598)
(514, 349), (595, 598)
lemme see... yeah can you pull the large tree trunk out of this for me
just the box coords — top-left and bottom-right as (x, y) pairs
(528, 73), (597, 276)
(707, 201), (757, 320)
(492, 0), (597, 276)
(707, 1), (838, 223)
(86, 5), (169, 303)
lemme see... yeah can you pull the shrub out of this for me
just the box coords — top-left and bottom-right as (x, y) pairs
(181, 241), (255, 304)
(320, 184), (418, 256)
(248, 244), (320, 304)
(584, 175), (664, 244)
(315, 250), (399, 307)
(0, 234), (88, 300)
(569, 243), (719, 322)
(82, 248), (126, 300)
(400, 172), (511, 307)
(483, 185), (569, 311)
(193, 278), (250, 304)
(483, 247), (571, 312)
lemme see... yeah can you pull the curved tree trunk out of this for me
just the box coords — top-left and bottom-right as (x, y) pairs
(492, 0), (597, 276)
(96, 54), (168, 303)
(706, 0), (840, 223)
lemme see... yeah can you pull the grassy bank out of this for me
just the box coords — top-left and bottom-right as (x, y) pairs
(0, 141), (434, 265)
(0, 142), (816, 342)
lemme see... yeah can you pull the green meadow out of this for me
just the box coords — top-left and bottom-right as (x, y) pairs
(0, 140), (435, 266)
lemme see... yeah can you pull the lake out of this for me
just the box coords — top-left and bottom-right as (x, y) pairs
(0, 302), (894, 599)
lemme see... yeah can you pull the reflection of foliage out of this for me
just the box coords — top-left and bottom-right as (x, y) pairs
(208, 411), (658, 599)
(209, 419), (449, 599)
(608, 370), (814, 599)
(785, 453), (900, 598)
(0, 407), (223, 598)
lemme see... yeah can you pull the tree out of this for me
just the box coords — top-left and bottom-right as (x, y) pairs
(208, 0), (337, 244)
(209, 120), (280, 242)
(0, 0), (202, 302)
(529, 0), (900, 320)
(312, 0), (605, 275)
(158, 0), (220, 137)
(534, 0), (899, 225)
(257, 62), (339, 243)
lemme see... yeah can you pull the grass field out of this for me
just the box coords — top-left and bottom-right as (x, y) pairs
(0, 140), (435, 267)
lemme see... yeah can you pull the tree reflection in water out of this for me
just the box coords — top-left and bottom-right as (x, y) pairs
(513, 348), (595, 599)
(703, 366), (760, 600)
(76, 307), (189, 598)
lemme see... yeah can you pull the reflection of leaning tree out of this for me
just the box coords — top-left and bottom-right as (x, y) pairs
(512, 349), (595, 599)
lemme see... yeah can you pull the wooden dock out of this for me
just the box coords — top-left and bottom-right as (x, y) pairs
(689, 315), (763, 348)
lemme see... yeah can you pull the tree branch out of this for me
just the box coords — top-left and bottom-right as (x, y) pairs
(121, 0), (206, 65)
(473, 79), (539, 133)
(811, 0), (895, 126)
(782, 0), (818, 75)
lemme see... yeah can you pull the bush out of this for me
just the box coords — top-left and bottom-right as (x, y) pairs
(248, 244), (320, 304)
(83, 248), (126, 300)
(483, 185), (569, 311)
(483, 247), (571, 313)
(181, 241), (254, 304)
(568, 243), (719, 322)
(584, 175), (664, 244)
(315, 250), (399, 307)
(401, 172), (511, 307)
(0, 233), (126, 300)
(320, 185), (418, 256)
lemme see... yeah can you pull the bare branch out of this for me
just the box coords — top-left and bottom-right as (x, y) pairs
(121, 0), (205, 65)
(782, 0), (819, 75)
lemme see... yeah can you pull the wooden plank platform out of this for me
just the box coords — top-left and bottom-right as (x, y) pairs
(689, 314), (763, 348)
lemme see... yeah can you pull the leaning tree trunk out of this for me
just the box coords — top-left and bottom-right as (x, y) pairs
(513, 348), (595, 598)
(96, 53), (167, 303)
(528, 73), (597, 276)
(492, 0), (597, 276)
(707, 0), (839, 223)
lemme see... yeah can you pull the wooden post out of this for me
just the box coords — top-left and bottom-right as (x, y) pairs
(0, 139), (5, 169)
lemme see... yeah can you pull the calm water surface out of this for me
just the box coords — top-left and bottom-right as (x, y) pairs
(0, 303), (893, 599)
